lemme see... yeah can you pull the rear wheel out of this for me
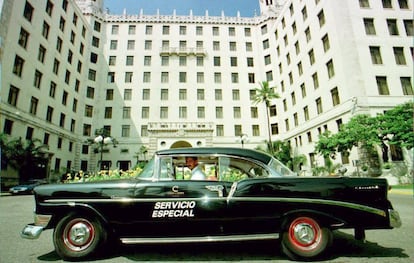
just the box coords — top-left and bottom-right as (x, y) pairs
(282, 216), (332, 260)
(53, 214), (107, 260)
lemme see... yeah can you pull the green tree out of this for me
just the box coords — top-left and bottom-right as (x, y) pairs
(377, 101), (414, 149)
(0, 134), (49, 182)
(252, 81), (280, 154)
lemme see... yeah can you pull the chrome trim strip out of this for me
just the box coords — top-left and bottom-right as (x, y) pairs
(120, 233), (279, 244)
(229, 197), (387, 217)
(44, 196), (387, 217)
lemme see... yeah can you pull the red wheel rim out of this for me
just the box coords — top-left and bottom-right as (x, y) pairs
(288, 217), (321, 251)
(63, 218), (95, 251)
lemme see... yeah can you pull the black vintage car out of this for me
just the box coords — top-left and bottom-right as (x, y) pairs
(21, 147), (401, 261)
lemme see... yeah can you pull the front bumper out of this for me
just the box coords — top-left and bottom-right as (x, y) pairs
(21, 213), (52, 239)
(21, 224), (44, 239)
(389, 209), (402, 228)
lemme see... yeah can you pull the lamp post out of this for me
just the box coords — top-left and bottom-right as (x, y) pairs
(94, 135), (114, 170)
(238, 133), (249, 148)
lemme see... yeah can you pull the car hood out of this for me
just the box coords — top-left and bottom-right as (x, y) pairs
(34, 179), (139, 200)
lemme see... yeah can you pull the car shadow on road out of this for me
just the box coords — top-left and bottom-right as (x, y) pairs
(37, 231), (409, 262)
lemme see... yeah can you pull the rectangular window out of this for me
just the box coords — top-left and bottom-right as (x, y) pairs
(230, 57), (238, 67)
(246, 42), (253, 51)
(215, 89), (222, 100)
(126, 56), (133, 66)
(85, 105), (93, 117)
(179, 89), (187, 100)
(30, 96), (38, 115)
(216, 125), (224, 136)
(175, 106), (186, 119)
(23, 2), (34, 21)
(376, 76), (390, 95)
(162, 26), (170, 35)
(393, 47), (406, 65)
(125, 72), (133, 83)
(13, 55), (24, 77)
(316, 97), (323, 114)
(106, 89), (114, 100)
(142, 107), (149, 118)
(387, 19), (399, 35)
(359, 0), (370, 8)
(233, 107), (241, 118)
(110, 40), (118, 50)
(123, 107), (131, 119)
(128, 25), (136, 35)
(161, 89), (168, 100)
(18, 27), (30, 48)
(46, 106), (53, 122)
(331, 87), (340, 106)
(142, 89), (150, 100)
(104, 107), (112, 118)
(364, 18), (376, 35)
(8, 85), (19, 106)
(212, 27), (219, 36)
(161, 72), (169, 83)
(122, 125), (130, 137)
(318, 10), (325, 27)
(214, 72), (222, 83)
(160, 107), (168, 119)
(197, 107), (205, 118)
(197, 72), (204, 83)
(262, 39), (269, 49)
(143, 72), (151, 83)
(216, 107), (223, 118)
(401, 77), (413, 95)
(382, 0), (392, 8)
(196, 26), (203, 35)
(231, 73), (239, 83)
(251, 107), (258, 118)
(197, 89), (205, 101)
(326, 60), (335, 78)
(127, 40), (135, 50)
(179, 26), (186, 35)
(34, 70), (43, 88)
(179, 72), (187, 83)
(370, 46), (383, 64)
(313, 73), (319, 89)
(232, 89), (240, 100)
(403, 20), (413, 36)
(124, 89), (132, 100)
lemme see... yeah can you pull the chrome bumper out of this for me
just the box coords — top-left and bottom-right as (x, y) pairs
(21, 224), (44, 239)
(389, 209), (402, 228)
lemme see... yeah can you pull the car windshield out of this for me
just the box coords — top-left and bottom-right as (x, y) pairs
(137, 157), (155, 179)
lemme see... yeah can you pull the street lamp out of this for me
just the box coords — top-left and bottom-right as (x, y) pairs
(94, 135), (114, 170)
(237, 133), (249, 148)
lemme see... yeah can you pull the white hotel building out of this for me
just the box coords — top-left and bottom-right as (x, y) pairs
(0, 0), (412, 179)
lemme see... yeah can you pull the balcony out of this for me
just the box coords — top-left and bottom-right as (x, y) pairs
(159, 47), (206, 56)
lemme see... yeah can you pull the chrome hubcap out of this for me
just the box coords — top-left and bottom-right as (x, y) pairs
(293, 223), (315, 245)
(64, 219), (94, 251)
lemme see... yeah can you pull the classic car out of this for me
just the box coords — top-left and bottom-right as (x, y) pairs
(9, 179), (47, 195)
(21, 147), (401, 261)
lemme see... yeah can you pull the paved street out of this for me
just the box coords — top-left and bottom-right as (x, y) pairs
(0, 192), (412, 263)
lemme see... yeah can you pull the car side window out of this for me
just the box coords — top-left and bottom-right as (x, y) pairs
(159, 157), (174, 180)
(218, 156), (270, 182)
(171, 155), (219, 180)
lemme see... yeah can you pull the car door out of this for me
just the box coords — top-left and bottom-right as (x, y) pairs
(117, 155), (231, 238)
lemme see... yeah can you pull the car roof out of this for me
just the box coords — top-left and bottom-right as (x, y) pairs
(155, 147), (273, 164)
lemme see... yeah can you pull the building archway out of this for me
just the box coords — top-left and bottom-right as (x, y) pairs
(170, 141), (192, 148)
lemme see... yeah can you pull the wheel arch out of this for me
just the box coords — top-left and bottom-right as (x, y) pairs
(281, 209), (347, 230)
(48, 203), (111, 232)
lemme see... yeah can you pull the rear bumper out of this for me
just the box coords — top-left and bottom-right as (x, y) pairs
(21, 224), (44, 239)
(389, 209), (402, 228)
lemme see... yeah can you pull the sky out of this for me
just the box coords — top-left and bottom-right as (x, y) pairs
(104, 0), (261, 17)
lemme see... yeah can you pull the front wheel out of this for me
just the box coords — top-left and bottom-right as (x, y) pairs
(53, 214), (107, 260)
(281, 216), (332, 260)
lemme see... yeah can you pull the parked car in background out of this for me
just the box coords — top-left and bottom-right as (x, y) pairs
(9, 179), (47, 195)
(21, 147), (401, 261)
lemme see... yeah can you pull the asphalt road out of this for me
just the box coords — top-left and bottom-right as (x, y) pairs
(0, 193), (412, 263)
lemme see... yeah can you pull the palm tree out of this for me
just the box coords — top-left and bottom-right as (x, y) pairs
(252, 81), (280, 154)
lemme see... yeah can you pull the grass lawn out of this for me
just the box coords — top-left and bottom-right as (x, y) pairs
(392, 183), (413, 189)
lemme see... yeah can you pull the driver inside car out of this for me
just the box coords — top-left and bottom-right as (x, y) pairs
(185, 157), (206, 180)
